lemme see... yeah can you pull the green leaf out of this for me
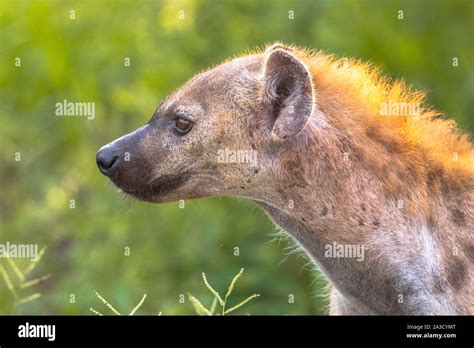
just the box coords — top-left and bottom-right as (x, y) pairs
(224, 294), (260, 315)
(188, 294), (211, 316)
(201, 272), (224, 306)
(225, 268), (244, 302)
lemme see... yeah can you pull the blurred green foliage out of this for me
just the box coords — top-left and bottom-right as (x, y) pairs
(0, 0), (472, 315)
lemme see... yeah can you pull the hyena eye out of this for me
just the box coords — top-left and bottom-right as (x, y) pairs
(174, 117), (193, 135)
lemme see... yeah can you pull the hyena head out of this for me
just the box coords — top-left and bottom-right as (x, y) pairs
(96, 44), (314, 203)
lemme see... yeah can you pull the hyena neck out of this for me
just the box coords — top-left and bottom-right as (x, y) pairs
(255, 186), (463, 314)
(254, 168), (385, 314)
(252, 128), (464, 314)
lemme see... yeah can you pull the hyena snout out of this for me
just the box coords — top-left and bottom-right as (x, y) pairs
(96, 143), (120, 176)
(96, 125), (149, 177)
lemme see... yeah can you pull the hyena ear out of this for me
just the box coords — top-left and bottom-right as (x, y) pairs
(263, 47), (314, 140)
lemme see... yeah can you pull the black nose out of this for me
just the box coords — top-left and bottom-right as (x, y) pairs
(96, 145), (120, 176)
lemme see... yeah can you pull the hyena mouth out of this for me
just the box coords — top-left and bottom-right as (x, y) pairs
(123, 172), (192, 201)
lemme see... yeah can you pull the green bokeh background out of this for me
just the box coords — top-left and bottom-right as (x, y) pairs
(0, 0), (472, 315)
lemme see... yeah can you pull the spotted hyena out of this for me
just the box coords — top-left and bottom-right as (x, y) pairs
(97, 43), (474, 315)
